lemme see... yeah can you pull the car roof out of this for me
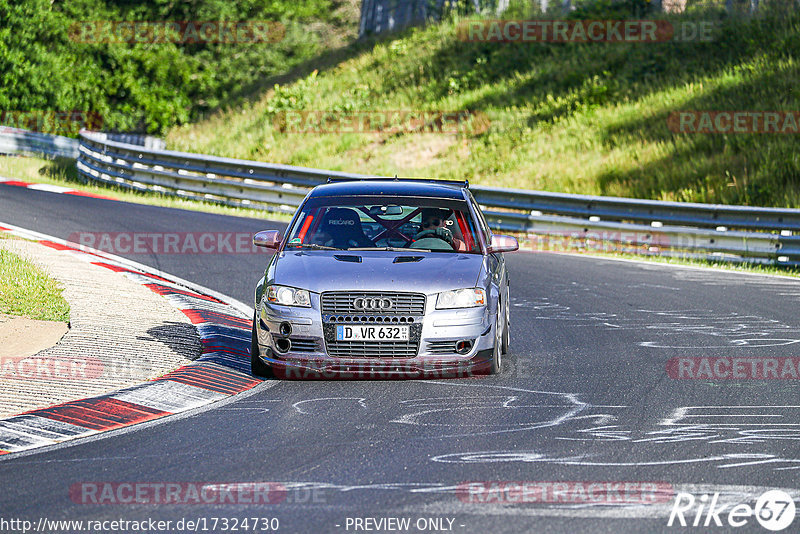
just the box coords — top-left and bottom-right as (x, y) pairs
(309, 179), (467, 200)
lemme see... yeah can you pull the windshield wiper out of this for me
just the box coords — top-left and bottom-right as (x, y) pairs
(347, 246), (432, 252)
(348, 246), (402, 251)
(286, 243), (340, 250)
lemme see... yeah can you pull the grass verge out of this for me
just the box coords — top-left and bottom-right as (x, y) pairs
(0, 237), (70, 322)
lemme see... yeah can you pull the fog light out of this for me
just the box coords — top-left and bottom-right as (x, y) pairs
(279, 322), (292, 337)
(275, 338), (291, 353)
(455, 340), (473, 354)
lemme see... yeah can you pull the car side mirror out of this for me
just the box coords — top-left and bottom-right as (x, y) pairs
(253, 230), (283, 249)
(488, 234), (519, 253)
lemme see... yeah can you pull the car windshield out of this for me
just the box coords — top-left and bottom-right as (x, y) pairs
(284, 196), (482, 253)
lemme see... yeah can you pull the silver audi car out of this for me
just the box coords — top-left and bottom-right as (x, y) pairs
(250, 178), (519, 379)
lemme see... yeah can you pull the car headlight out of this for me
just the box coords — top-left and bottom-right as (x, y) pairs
(436, 288), (486, 309)
(266, 285), (311, 307)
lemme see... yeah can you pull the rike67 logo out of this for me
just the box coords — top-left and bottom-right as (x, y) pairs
(668, 490), (796, 531)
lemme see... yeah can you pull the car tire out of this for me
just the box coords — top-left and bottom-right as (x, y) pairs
(488, 310), (503, 375)
(501, 296), (510, 355)
(251, 314), (273, 378)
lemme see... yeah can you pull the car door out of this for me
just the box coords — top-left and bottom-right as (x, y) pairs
(466, 191), (508, 318)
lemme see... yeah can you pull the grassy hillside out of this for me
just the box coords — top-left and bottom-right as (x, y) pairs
(0, 0), (359, 134)
(166, 4), (800, 207)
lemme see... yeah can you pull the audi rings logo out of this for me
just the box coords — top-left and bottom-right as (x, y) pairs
(353, 297), (394, 311)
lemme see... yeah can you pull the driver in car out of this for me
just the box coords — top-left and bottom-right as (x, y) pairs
(413, 208), (465, 251)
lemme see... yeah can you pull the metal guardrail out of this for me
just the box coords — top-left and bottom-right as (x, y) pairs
(484, 211), (800, 262)
(84, 132), (166, 151)
(0, 129), (165, 160)
(76, 132), (376, 212)
(72, 130), (800, 267)
(0, 128), (79, 159)
(475, 187), (800, 232)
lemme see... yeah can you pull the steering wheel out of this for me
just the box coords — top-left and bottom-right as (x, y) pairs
(412, 227), (453, 246)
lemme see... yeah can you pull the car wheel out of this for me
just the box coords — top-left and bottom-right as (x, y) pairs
(488, 310), (503, 375)
(251, 314), (273, 378)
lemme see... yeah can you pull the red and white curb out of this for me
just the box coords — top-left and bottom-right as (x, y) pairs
(0, 175), (114, 200)
(0, 222), (261, 456)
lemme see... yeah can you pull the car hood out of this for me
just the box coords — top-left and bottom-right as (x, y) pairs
(272, 250), (484, 294)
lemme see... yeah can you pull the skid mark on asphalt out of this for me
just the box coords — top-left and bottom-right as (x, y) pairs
(568, 405), (800, 448)
(668, 270), (800, 288)
(660, 405), (800, 427)
(421, 404), (800, 471)
(285, 382), (588, 440)
(430, 449), (800, 471)
(280, 385), (800, 472)
(512, 295), (800, 350)
(292, 398), (368, 415)
(386, 382), (586, 438)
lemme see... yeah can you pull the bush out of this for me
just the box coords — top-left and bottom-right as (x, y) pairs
(0, 0), (347, 135)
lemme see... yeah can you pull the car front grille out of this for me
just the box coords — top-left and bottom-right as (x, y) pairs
(321, 292), (425, 358)
(321, 292), (426, 316)
(325, 315), (415, 324)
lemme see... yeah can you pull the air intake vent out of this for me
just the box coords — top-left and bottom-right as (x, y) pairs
(427, 340), (457, 354)
(393, 256), (423, 263)
(334, 255), (362, 263)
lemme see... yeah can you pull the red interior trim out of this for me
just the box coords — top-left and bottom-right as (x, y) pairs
(456, 212), (474, 250)
(297, 214), (314, 243)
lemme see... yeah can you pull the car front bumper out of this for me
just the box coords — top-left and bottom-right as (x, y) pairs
(254, 295), (497, 379)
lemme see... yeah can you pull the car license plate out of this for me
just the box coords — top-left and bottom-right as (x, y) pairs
(336, 325), (409, 341)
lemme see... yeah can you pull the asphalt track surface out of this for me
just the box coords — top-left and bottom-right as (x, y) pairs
(2, 183), (800, 533)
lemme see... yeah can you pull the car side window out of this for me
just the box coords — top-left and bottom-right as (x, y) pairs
(467, 191), (491, 244)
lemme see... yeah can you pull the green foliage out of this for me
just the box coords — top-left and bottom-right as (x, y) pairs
(0, 0), (349, 134)
(265, 71), (319, 115)
(168, 7), (800, 208)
